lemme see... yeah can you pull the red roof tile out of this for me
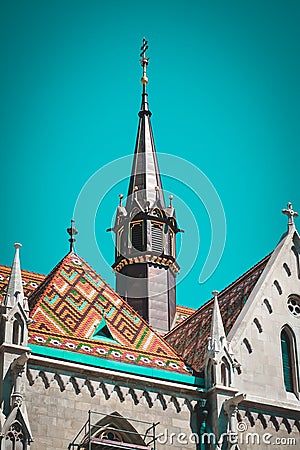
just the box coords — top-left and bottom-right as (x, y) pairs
(165, 254), (272, 373)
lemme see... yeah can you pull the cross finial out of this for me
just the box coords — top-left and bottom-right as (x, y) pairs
(282, 202), (298, 227)
(67, 219), (78, 253)
(140, 38), (149, 87)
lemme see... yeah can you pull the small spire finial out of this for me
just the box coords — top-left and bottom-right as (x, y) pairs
(119, 194), (124, 206)
(140, 38), (149, 87)
(169, 195), (174, 207)
(282, 202), (298, 227)
(67, 219), (78, 253)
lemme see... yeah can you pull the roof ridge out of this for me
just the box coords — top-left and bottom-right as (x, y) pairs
(166, 251), (272, 338)
(28, 253), (70, 310)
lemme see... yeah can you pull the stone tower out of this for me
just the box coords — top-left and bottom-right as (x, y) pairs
(111, 40), (181, 334)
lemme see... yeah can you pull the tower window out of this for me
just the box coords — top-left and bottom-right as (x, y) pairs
(130, 221), (145, 252)
(281, 327), (298, 394)
(151, 222), (163, 254)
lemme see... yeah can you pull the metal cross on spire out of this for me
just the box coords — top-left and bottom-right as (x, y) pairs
(282, 202), (298, 226)
(140, 38), (149, 88)
(67, 219), (78, 253)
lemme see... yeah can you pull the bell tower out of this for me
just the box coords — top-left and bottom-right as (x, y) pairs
(110, 40), (181, 334)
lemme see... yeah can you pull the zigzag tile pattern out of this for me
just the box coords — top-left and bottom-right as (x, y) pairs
(26, 253), (190, 374)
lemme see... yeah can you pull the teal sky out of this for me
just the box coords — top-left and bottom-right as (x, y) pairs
(1, 1), (299, 308)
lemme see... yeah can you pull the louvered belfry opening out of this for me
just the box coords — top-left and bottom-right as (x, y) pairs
(151, 222), (163, 254)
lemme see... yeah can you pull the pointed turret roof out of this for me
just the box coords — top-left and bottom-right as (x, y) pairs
(4, 243), (24, 308)
(126, 41), (165, 211)
(209, 290), (226, 354)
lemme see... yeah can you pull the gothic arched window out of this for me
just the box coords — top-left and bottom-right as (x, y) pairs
(221, 358), (231, 387)
(80, 412), (147, 450)
(281, 327), (298, 394)
(12, 314), (24, 346)
(5, 421), (26, 450)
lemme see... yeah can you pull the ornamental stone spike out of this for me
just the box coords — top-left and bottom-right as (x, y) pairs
(210, 290), (226, 354)
(5, 243), (25, 308)
(282, 202), (298, 228)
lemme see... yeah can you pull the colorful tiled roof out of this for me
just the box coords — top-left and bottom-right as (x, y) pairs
(165, 253), (272, 374)
(0, 253), (192, 377)
(175, 305), (195, 324)
(0, 265), (45, 298)
(0, 265), (191, 325)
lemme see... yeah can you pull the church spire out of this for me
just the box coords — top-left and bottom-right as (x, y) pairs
(4, 243), (24, 309)
(126, 38), (165, 211)
(111, 40), (180, 334)
(209, 290), (226, 356)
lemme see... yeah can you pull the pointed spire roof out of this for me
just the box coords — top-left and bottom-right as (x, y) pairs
(209, 290), (226, 354)
(4, 243), (24, 308)
(126, 39), (166, 211)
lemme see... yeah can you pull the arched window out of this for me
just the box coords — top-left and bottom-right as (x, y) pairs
(80, 412), (148, 449)
(221, 357), (231, 386)
(12, 321), (20, 345)
(207, 360), (215, 388)
(221, 363), (227, 386)
(5, 421), (26, 450)
(130, 221), (145, 252)
(12, 314), (24, 346)
(281, 327), (298, 394)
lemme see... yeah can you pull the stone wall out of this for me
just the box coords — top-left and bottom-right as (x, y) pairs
(25, 365), (201, 450)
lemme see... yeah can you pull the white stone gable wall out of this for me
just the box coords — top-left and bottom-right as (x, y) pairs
(228, 231), (300, 405)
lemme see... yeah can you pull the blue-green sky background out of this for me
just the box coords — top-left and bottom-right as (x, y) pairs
(1, 0), (299, 308)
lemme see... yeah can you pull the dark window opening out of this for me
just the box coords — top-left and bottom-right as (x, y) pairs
(131, 222), (145, 252)
(281, 328), (297, 393)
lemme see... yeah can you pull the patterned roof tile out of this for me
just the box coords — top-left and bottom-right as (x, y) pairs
(0, 253), (191, 376)
(165, 253), (272, 373)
